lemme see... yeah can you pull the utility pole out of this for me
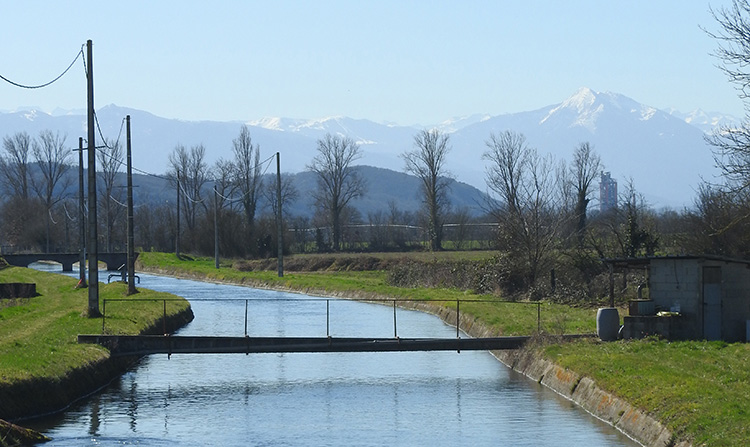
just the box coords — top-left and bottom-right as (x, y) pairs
(126, 115), (137, 295)
(86, 39), (100, 317)
(175, 180), (181, 258)
(276, 152), (283, 277)
(214, 186), (219, 269)
(77, 137), (87, 288)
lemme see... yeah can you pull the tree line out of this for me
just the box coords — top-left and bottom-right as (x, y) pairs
(5, 1), (750, 299)
(0, 124), (736, 280)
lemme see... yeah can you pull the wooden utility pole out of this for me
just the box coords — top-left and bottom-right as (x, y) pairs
(126, 115), (137, 295)
(214, 187), (219, 269)
(276, 152), (283, 277)
(86, 39), (100, 317)
(77, 137), (87, 288)
(176, 181), (181, 258)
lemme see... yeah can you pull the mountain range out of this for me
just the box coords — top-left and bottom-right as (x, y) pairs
(0, 87), (739, 210)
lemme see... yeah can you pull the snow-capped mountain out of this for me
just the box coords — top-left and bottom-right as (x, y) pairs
(0, 88), (728, 208)
(449, 87), (719, 207)
(665, 108), (741, 134)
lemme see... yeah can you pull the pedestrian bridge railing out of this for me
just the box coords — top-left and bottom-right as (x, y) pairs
(79, 297), (563, 356)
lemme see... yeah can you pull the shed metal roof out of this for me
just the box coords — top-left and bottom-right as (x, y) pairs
(602, 255), (750, 270)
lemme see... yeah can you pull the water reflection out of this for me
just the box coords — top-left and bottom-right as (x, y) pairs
(87, 395), (99, 437)
(25, 265), (638, 446)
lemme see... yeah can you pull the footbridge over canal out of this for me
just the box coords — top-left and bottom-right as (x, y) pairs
(3, 252), (136, 272)
(78, 297), (591, 356)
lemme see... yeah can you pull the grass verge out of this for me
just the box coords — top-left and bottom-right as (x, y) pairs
(0, 265), (191, 386)
(137, 252), (598, 336)
(543, 338), (750, 447)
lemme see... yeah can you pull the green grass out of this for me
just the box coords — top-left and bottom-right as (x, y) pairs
(544, 338), (750, 446)
(138, 252), (596, 336)
(0, 266), (190, 385)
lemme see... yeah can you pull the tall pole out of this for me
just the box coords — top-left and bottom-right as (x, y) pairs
(126, 115), (137, 295)
(175, 181), (180, 258)
(77, 137), (87, 288)
(276, 152), (283, 277)
(86, 39), (100, 317)
(214, 187), (219, 269)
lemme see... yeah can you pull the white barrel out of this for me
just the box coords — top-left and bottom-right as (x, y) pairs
(596, 308), (620, 341)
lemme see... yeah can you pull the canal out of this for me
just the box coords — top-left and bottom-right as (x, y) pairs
(27, 267), (640, 446)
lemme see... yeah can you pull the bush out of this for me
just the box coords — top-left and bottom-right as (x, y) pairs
(386, 256), (521, 296)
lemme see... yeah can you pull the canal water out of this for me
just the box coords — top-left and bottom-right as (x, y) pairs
(27, 267), (639, 446)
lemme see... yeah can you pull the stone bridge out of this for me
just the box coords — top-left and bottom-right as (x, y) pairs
(2, 253), (137, 272)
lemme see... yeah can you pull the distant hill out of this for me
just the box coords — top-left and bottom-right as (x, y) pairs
(0, 88), (730, 208)
(126, 165), (487, 219)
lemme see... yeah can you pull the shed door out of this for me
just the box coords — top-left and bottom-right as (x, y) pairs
(703, 266), (722, 341)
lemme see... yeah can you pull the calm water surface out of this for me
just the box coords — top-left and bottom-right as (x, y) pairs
(27, 266), (639, 446)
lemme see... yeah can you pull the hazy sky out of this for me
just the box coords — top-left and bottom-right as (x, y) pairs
(0, 1), (744, 125)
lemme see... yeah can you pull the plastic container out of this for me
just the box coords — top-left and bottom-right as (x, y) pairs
(596, 308), (620, 341)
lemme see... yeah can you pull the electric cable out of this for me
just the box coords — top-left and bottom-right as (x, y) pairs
(0, 45), (84, 89)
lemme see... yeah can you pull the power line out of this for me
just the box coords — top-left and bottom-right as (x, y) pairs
(93, 112), (125, 151)
(109, 194), (127, 208)
(93, 131), (278, 206)
(214, 153), (277, 203)
(0, 45), (84, 89)
(62, 202), (77, 222)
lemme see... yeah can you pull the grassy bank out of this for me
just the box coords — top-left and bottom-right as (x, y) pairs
(543, 339), (750, 447)
(138, 251), (750, 446)
(137, 252), (598, 336)
(0, 264), (192, 420)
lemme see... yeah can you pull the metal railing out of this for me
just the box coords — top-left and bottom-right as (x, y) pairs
(101, 297), (544, 338)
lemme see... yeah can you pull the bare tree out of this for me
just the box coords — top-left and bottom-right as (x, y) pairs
(447, 207), (472, 251)
(169, 144), (209, 232)
(0, 132), (32, 199)
(30, 131), (72, 252)
(213, 158), (237, 211)
(262, 172), (298, 220)
(402, 129), (452, 251)
(307, 133), (365, 251)
(232, 125), (263, 240)
(483, 130), (563, 286)
(706, 1), (750, 190)
(587, 179), (658, 259)
(98, 140), (125, 252)
(570, 142), (602, 248)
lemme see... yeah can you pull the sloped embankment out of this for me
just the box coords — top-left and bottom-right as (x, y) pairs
(0, 307), (194, 422)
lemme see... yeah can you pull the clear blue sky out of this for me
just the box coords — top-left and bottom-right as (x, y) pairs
(0, 0), (743, 125)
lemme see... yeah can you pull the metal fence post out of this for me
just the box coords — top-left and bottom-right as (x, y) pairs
(537, 302), (541, 333)
(393, 300), (398, 338)
(456, 300), (460, 338)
